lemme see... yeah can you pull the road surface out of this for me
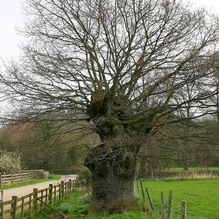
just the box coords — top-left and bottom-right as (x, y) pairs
(1, 175), (78, 202)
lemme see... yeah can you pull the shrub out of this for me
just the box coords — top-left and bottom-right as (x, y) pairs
(78, 169), (92, 186)
(0, 150), (22, 174)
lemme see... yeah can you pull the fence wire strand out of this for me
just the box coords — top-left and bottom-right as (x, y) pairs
(186, 207), (206, 219)
(172, 199), (206, 219)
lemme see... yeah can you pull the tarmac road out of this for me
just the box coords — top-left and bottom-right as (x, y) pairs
(1, 175), (78, 202)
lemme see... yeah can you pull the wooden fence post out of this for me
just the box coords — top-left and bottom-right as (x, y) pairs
(20, 197), (25, 218)
(151, 171), (154, 179)
(69, 179), (72, 192)
(45, 189), (48, 203)
(0, 191), (3, 219)
(11, 196), (18, 219)
(61, 181), (65, 198)
(140, 181), (146, 211)
(28, 194), (32, 215)
(136, 179), (139, 194)
(72, 180), (75, 190)
(0, 191), (2, 203)
(40, 190), (44, 211)
(161, 191), (165, 219)
(145, 188), (154, 210)
(0, 201), (3, 219)
(65, 181), (68, 194)
(58, 184), (61, 200)
(182, 201), (186, 219)
(140, 181), (145, 202)
(72, 180), (75, 189)
(54, 186), (57, 203)
(33, 188), (38, 214)
(49, 184), (53, 205)
(168, 190), (173, 219)
(11, 174), (14, 185)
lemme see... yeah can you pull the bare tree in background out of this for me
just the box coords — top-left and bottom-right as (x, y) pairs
(1, 0), (219, 211)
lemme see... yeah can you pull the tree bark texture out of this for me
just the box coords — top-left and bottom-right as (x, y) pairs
(85, 144), (139, 212)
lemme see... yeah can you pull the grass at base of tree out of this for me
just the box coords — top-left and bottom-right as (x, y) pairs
(0, 175), (61, 190)
(32, 189), (160, 219)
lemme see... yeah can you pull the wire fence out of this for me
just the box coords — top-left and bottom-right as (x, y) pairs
(137, 180), (209, 219)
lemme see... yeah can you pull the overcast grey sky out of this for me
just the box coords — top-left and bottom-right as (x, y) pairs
(0, 0), (219, 61)
(0, 0), (24, 61)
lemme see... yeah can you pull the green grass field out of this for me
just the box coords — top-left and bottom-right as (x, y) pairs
(162, 167), (219, 172)
(141, 178), (219, 218)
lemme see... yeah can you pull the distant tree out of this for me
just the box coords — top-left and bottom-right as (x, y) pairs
(207, 65), (219, 121)
(139, 118), (219, 173)
(0, 150), (22, 174)
(197, 120), (219, 168)
(1, 0), (219, 212)
(0, 116), (98, 173)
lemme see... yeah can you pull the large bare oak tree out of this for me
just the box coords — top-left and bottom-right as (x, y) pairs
(1, 0), (219, 211)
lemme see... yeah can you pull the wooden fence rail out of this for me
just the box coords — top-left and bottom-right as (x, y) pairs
(0, 173), (32, 187)
(0, 179), (79, 219)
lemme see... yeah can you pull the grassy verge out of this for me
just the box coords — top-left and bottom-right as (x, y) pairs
(0, 175), (61, 190)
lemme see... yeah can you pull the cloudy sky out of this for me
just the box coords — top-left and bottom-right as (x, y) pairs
(0, 0), (219, 61)
(0, 0), (24, 61)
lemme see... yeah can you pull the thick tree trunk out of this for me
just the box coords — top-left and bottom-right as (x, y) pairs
(85, 144), (138, 213)
(138, 159), (147, 178)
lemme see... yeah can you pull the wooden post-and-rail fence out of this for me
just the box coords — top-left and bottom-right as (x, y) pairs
(0, 172), (32, 187)
(0, 179), (79, 219)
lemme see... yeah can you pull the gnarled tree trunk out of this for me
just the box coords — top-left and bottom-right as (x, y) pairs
(85, 143), (139, 212)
